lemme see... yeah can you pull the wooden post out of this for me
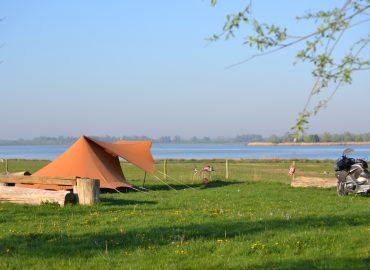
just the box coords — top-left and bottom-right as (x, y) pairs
(0, 160), (9, 186)
(292, 161), (296, 181)
(142, 172), (147, 187)
(225, 159), (229, 180)
(75, 178), (100, 205)
(0, 159), (6, 186)
(163, 160), (167, 180)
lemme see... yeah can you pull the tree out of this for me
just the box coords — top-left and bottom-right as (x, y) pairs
(302, 134), (320, 143)
(320, 132), (333, 142)
(157, 136), (172, 144)
(209, 0), (370, 140)
(267, 134), (281, 143)
(172, 135), (183, 143)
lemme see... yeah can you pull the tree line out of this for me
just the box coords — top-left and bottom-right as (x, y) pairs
(268, 132), (370, 143)
(1, 132), (370, 145)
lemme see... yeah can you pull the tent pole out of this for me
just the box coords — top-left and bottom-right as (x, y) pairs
(142, 172), (147, 187)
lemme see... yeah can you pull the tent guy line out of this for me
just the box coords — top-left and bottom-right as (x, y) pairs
(156, 171), (198, 191)
(153, 175), (178, 192)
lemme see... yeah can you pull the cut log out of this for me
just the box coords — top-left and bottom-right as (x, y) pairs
(0, 186), (76, 207)
(291, 176), (337, 188)
(0, 175), (77, 186)
(75, 178), (100, 205)
(0, 172), (31, 186)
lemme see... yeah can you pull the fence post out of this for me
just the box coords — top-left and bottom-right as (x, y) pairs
(75, 178), (100, 205)
(0, 159), (8, 186)
(225, 159), (229, 179)
(163, 159), (167, 180)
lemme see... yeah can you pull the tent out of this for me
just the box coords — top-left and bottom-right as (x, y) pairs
(17, 136), (155, 190)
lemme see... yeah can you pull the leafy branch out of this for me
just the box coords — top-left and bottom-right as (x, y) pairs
(209, 0), (370, 140)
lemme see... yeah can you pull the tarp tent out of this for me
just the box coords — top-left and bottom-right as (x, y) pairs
(17, 136), (155, 190)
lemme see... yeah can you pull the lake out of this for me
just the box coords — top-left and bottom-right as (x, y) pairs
(0, 144), (370, 160)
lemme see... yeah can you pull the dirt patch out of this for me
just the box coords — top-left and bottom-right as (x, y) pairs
(291, 176), (337, 188)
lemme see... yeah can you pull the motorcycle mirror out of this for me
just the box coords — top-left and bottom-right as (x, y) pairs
(342, 148), (354, 157)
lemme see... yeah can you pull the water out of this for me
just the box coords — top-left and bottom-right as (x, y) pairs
(0, 144), (370, 160)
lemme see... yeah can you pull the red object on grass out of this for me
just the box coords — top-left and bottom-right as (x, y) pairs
(288, 165), (296, 176)
(202, 178), (209, 185)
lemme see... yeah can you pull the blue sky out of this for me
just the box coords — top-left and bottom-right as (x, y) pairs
(0, 0), (369, 139)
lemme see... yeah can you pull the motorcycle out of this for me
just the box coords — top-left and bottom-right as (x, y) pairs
(335, 148), (370, 196)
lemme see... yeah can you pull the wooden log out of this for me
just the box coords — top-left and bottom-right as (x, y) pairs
(0, 176), (77, 186)
(75, 178), (100, 205)
(0, 186), (76, 207)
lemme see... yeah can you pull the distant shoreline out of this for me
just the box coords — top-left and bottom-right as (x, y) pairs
(247, 142), (370, 146)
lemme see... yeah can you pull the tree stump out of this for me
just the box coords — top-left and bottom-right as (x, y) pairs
(75, 178), (100, 205)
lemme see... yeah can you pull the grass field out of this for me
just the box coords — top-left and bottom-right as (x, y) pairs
(0, 159), (369, 269)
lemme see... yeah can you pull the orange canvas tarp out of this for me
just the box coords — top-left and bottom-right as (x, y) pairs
(17, 136), (155, 190)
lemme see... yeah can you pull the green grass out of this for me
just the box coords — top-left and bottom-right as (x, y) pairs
(0, 159), (369, 269)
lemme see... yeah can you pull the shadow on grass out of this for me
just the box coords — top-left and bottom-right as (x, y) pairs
(140, 180), (244, 191)
(100, 197), (157, 206)
(1, 213), (368, 260)
(228, 257), (370, 270)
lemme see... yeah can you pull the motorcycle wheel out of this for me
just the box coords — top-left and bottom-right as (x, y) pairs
(337, 182), (348, 196)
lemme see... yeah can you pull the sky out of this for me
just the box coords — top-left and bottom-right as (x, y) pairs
(0, 0), (369, 139)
